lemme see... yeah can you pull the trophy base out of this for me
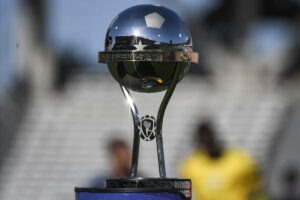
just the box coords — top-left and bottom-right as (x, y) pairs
(75, 178), (191, 200)
(106, 178), (191, 198)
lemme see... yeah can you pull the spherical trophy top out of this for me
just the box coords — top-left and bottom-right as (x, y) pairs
(98, 4), (198, 93)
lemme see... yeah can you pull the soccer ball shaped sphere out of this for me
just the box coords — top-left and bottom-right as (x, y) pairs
(104, 4), (193, 93)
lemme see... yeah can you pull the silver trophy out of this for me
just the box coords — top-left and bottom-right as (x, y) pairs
(98, 4), (198, 198)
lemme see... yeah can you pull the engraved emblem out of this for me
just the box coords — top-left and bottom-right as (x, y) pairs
(138, 115), (156, 141)
(181, 52), (190, 62)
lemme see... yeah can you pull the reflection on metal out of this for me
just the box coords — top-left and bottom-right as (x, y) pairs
(102, 4), (198, 93)
(98, 51), (199, 63)
(156, 63), (181, 178)
(120, 86), (140, 177)
(105, 5), (193, 52)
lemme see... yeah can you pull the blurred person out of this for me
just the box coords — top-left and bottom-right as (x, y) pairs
(180, 121), (266, 200)
(278, 167), (300, 200)
(89, 138), (131, 188)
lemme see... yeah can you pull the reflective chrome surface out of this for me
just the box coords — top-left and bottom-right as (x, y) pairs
(105, 4), (192, 52)
(99, 5), (197, 178)
(120, 86), (140, 177)
(107, 61), (189, 92)
(102, 4), (195, 93)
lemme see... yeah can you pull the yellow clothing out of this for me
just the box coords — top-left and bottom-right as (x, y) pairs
(180, 149), (261, 200)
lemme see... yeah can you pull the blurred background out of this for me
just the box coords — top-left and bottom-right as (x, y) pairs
(1, 0), (300, 199)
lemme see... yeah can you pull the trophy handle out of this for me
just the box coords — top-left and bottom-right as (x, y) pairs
(156, 63), (181, 178)
(120, 86), (141, 177)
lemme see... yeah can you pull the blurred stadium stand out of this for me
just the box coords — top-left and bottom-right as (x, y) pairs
(0, 65), (298, 199)
(1, 0), (300, 199)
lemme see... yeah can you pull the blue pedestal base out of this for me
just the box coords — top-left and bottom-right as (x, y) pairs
(75, 188), (188, 200)
(75, 178), (191, 200)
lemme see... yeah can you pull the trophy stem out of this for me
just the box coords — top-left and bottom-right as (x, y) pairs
(156, 64), (181, 178)
(120, 64), (182, 178)
(120, 86), (140, 177)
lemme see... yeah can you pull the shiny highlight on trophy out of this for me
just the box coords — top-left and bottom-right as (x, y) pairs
(76, 4), (198, 200)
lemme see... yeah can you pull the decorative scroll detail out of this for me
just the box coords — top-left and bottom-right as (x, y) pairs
(98, 51), (198, 63)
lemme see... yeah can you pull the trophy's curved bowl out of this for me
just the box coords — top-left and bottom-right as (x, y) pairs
(107, 61), (190, 93)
